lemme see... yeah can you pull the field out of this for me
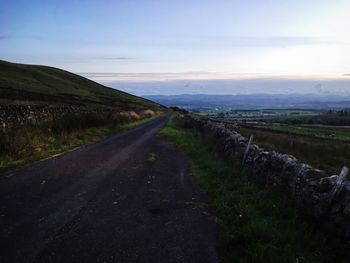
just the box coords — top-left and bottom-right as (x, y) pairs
(250, 124), (350, 142)
(260, 112), (350, 126)
(240, 125), (350, 174)
(198, 109), (319, 122)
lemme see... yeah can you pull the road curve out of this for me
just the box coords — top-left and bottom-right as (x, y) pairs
(0, 116), (219, 263)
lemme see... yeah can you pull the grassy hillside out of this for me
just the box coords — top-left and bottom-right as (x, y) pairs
(0, 60), (161, 110)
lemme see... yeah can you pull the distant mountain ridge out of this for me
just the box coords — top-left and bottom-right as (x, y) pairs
(145, 94), (350, 110)
(0, 60), (162, 111)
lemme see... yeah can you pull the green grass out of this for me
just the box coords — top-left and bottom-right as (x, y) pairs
(0, 117), (158, 173)
(257, 113), (350, 126)
(0, 60), (162, 110)
(255, 124), (350, 142)
(240, 126), (350, 174)
(159, 117), (341, 263)
(147, 152), (158, 161)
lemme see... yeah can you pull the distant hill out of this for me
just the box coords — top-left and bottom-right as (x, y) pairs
(0, 60), (162, 110)
(145, 94), (350, 110)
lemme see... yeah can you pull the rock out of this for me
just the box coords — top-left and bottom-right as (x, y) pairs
(343, 203), (350, 215)
(331, 203), (342, 214)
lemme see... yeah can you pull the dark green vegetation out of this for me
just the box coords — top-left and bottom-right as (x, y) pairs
(240, 125), (350, 174)
(0, 115), (158, 173)
(159, 117), (340, 263)
(252, 124), (350, 142)
(261, 111), (350, 126)
(0, 60), (161, 110)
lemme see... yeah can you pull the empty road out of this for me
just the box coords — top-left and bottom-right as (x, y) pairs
(0, 116), (219, 263)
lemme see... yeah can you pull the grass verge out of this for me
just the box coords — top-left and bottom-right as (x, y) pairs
(158, 116), (340, 263)
(0, 116), (158, 173)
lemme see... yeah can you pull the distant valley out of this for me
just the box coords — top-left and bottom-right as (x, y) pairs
(145, 94), (350, 110)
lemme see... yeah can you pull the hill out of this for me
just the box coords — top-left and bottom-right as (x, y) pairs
(0, 60), (162, 110)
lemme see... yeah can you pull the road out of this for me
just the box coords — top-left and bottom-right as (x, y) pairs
(0, 116), (219, 263)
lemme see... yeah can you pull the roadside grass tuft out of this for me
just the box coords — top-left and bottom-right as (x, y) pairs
(159, 117), (341, 263)
(147, 152), (158, 162)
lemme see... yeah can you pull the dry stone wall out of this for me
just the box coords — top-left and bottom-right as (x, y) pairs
(184, 115), (350, 247)
(0, 104), (157, 130)
(0, 105), (111, 129)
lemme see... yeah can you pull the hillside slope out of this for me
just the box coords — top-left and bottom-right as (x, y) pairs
(0, 60), (162, 110)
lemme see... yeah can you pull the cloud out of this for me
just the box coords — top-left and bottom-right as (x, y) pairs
(79, 71), (241, 82)
(98, 57), (134, 60)
(0, 35), (42, 41)
(80, 72), (251, 78)
(0, 35), (11, 40)
(344, 73), (350, 76)
(110, 35), (339, 49)
(79, 71), (349, 83)
(225, 36), (337, 47)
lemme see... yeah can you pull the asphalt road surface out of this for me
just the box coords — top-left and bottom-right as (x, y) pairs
(0, 116), (219, 263)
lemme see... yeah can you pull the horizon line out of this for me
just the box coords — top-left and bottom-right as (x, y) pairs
(79, 72), (350, 82)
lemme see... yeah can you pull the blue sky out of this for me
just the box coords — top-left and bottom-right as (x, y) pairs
(1, 0), (350, 95)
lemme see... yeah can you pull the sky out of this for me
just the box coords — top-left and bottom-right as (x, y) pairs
(1, 0), (350, 95)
